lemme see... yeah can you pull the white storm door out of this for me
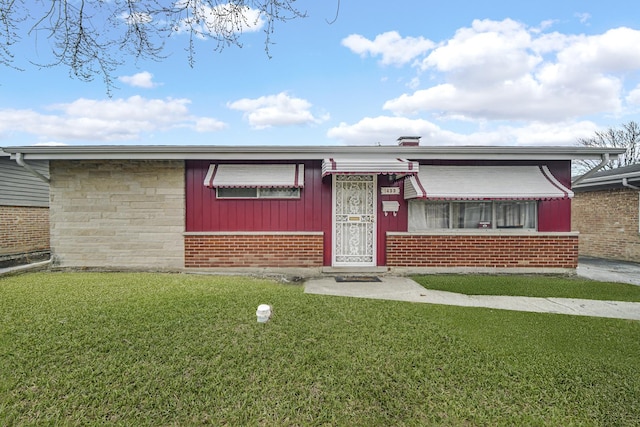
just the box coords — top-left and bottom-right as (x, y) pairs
(333, 174), (377, 266)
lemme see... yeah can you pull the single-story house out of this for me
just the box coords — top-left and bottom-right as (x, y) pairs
(0, 150), (50, 267)
(2, 138), (625, 274)
(572, 164), (640, 263)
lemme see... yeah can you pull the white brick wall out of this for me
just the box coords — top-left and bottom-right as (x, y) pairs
(50, 160), (185, 269)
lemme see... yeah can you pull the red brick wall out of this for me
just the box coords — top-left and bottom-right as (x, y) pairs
(0, 206), (50, 255)
(386, 233), (578, 268)
(185, 233), (324, 268)
(572, 189), (640, 262)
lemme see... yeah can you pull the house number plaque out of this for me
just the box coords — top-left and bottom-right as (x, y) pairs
(380, 187), (400, 195)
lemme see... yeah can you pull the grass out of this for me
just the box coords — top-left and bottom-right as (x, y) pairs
(0, 272), (639, 426)
(412, 274), (640, 302)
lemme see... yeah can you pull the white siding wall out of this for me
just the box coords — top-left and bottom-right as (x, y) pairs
(50, 160), (184, 269)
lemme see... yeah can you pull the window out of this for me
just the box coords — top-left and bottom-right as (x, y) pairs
(216, 187), (300, 199)
(408, 200), (537, 231)
(495, 201), (536, 229)
(452, 202), (492, 229)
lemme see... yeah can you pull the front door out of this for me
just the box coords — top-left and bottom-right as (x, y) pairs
(332, 174), (377, 266)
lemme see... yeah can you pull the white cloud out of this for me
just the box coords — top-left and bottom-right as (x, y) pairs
(407, 77), (420, 90)
(32, 141), (68, 146)
(327, 115), (600, 146)
(227, 92), (329, 129)
(119, 71), (158, 88)
(382, 20), (640, 122)
(194, 117), (227, 132)
(342, 31), (435, 66)
(0, 96), (226, 141)
(419, 19), (540, 87)
(327, 116), (446, 145)
(575, 12), (591, 24)
(627, 85), (640, 105)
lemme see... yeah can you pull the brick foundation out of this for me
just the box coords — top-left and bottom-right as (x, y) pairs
(185, 233), (324, 268)
(0, 205), (50, 256)
(387, 233), (578, 268)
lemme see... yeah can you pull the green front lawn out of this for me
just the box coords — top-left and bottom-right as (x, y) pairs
(1, 272), (639, 426)
(412, 274), (640, 302)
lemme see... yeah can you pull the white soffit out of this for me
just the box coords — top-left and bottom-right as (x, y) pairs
(204, 164), (304, 188)
(322, 158), (419, 177)
(404, 165), (573, 200)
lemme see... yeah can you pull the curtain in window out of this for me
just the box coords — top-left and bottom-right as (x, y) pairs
(408, 201), (449, 231)
(453, 202), (491, 228)
(495, 201), (536, 228)
(409, 200), (537, 231)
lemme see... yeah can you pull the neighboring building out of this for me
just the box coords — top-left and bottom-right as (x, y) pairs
(572, 164), (640, 263)
(0, 151), (50, 267)
(2, 140), (624, 274)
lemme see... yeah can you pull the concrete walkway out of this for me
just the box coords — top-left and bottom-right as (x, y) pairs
(304, 276), (640, 321)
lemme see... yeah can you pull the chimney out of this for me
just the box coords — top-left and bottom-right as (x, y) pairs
(397, 136), (421, 146)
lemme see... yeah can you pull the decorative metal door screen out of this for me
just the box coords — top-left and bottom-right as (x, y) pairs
(333, 175), (376, 265)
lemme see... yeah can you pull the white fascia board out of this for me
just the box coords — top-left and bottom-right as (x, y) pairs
(2, 145), (627, 161)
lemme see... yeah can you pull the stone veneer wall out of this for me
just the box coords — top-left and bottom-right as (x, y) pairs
(50, 160), (184, 269)
(572, 188), (640, 262)
(387, 233), (579, 269)
(185, 233), (324, 268)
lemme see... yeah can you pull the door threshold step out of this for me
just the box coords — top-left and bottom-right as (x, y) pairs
(322, 267), (389, 274)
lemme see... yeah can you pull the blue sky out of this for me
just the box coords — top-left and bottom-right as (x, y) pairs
(1, 0), (640, 147)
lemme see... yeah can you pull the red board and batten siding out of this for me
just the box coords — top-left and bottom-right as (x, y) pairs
(376, 178), (407, 265)
(536, 161), (572, 232)
(186, 160), (328, 232)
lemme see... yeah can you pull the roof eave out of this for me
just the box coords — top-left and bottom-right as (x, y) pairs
(573, 172), (640, 190)
(1, 145), (626, 161)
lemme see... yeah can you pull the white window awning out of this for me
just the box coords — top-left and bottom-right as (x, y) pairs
(204, 164), (304, 188)
(322, 158), (419, 177)
(404, 165), (573, 200)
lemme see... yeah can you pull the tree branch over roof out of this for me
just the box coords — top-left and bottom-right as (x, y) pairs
(575, 121), (640, 174)
(1, 0), (306, 94)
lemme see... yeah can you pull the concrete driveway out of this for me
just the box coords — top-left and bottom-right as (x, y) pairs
(577, 257), (640, 286)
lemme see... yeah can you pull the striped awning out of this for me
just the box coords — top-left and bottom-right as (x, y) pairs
(322, 158), (419, 177)
(404, 165), (573, 200)
(204, 164), (304, 188)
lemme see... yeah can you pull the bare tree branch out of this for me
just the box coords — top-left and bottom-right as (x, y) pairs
(574, 121), (640, 174)
(0, 0), (306, 93)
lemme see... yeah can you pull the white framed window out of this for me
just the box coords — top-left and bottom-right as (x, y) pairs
(408, 200), (537, 231)
(216, 187), (301, 199)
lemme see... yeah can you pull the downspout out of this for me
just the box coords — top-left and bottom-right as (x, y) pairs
(14, 152), (50, 183)
(572, 153), (610, 186)
(622, 178), (640, 190)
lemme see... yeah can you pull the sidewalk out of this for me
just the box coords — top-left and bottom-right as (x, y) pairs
(304, 276), (640, 321)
